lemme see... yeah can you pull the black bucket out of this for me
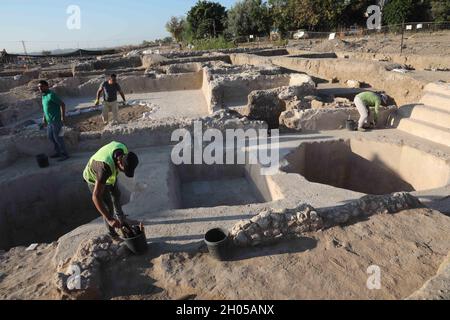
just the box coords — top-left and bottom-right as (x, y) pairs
(36, 154), (49, 168)
(121, 230), (148, 255)
(204, 228), (230, 261)
(346, 119), (357, 131)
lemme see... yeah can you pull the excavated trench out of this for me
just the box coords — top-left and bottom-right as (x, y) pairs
(0, 165), (131, 250)
(282, 139), (450, 195)
(172, 163), (283, 209)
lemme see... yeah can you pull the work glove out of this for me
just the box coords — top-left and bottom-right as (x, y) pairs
(94, 99), (100, 106)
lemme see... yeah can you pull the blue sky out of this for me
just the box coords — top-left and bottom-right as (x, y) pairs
(0, 0), (237, 53)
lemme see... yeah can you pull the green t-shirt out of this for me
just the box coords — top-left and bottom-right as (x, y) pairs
(42, 90), (63, 124)
(356, 91), (381, 120)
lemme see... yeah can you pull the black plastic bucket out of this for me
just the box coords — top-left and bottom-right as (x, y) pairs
(204, 228), (229, 261)
(122, 230), (148, 255)
(36, 154), (49, 168)
(346, 119), (357, 131)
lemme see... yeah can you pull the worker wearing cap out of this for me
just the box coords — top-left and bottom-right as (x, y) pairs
(354, 91), (388, 132)
(83, 141), (139, 239)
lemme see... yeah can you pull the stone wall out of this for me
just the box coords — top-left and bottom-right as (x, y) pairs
(230, 192), (422, 247)
(334, 51), (450, 71)
(0, 90), (41, 126)
(230, 53), (427, 106)
(280, 106), (396, 131)
(0, 69), (40, 93)
(60, 73), (204, 98)
(0, 110), (267, 168)
(245, 82), (316, 129)
(230, 203), (323, 247)
(72, 56), (142, 74)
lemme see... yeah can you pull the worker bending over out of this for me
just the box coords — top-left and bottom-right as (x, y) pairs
(83, 141), (139, 239)
(354, 91), (388, 132)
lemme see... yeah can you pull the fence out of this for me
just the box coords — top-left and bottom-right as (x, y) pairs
(286, 21), (450, 40)
(231, 21), (450, 53)
(1, 22), (448, 62)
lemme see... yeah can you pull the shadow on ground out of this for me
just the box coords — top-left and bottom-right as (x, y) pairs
(226, 236), (317, 261)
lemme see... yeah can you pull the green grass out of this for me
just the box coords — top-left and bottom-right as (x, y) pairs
(191, 36), (236, 50)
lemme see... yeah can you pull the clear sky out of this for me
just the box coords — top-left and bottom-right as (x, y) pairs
(0, 0), (237, 53)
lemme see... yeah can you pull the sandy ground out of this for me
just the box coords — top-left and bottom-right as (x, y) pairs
(65, 103), (149, 132)
(292, 31), (450, 56)
(127, 90), (208, 119)
(2, 208), (447, 300)
(0, 243), (58, 299)
(143, 209), (450, 300)
(62, 90), (208, 132)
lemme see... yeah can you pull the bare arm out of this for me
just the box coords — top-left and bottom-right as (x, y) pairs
(60, 102), (66, 123)
(96, 87), (104, 101)
(373, 101), (380, 124)
(92, 181), (120, 227)
(119, 90), (126, 102)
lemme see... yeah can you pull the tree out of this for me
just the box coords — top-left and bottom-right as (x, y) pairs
(227, 0), (271, 37)
(267, 0), (295, 34)
(165, 16), (186, 43)
(181, 18), (195, 43)
(41, 50), (52, 56)
(339, 0), (374, 28)
(187, 0), (227, 39)
(267, 0), (352, 33)
(383, 0), (431, 25)
(430, 0), (450, 23)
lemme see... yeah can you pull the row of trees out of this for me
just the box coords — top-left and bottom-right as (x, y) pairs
(166, 0), (450, 42)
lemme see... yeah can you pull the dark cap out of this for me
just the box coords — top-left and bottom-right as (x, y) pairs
(123, 152), (139, 178)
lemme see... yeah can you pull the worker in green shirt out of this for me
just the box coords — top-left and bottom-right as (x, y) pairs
(83, 141), (139, 239)
(354, 91), (388, 132)
(38, 80), (69, 161)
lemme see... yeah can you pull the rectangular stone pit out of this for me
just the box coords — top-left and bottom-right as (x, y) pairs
(282, 139), (450, 195)
(173, 163), (283, 209)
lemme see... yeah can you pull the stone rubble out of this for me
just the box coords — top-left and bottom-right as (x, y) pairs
(200, 109), (268, 131)
(279, 105), (396, 131)
(346, 80), (362, 88)
(230, 192), (422, 247)
(245, 82), (316, 129)
(320, 192), (423, 228)
(54, 235), (128, 300)
(230, 203), (323, 247)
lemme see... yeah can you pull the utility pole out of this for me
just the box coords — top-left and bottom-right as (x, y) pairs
(400, 20), (405, 55)
(21, 40), (28, 56)
(21, 40), (30, 69)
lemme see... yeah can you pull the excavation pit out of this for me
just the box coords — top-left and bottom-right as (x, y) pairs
(281, 139), (450, 195)
(174, 163), (282, 209)
(0, 164), (131, 250)
(63, 90), (208, 123)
